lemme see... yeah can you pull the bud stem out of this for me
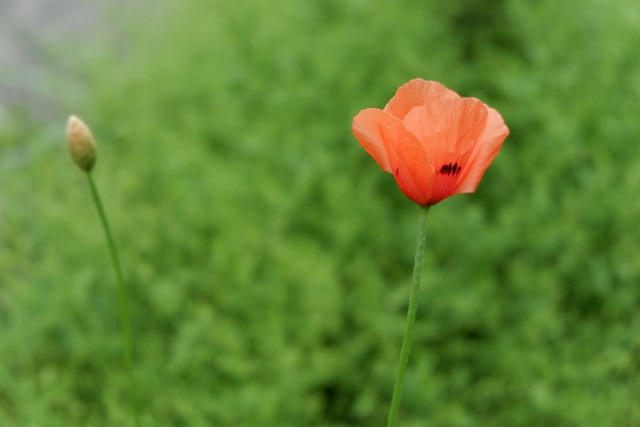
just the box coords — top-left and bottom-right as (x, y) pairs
(87, 172), (141, 427)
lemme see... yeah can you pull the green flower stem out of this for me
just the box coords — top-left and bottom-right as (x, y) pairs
(387, 205), (430, 427)
(87, 173), (140, 427)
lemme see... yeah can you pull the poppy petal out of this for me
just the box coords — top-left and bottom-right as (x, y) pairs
(352, 108), (394, 172)
(454, 105), (509, 194)
(353, 108), (434, 205)
(384, 79), (460, 120)
(402, 98), (488, 205)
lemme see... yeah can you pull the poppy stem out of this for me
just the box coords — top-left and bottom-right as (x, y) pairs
(387, 204), (430, 427)
(86, 172), (141, 427)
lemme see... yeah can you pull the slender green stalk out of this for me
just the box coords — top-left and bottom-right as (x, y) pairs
(387, 205), (430, 427)
(87, 173), (140, 427)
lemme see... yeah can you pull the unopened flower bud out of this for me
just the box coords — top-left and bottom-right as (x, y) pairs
(66, 115), (96, 172)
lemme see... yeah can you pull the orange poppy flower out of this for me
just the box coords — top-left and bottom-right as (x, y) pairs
(352, 79), (509, 206)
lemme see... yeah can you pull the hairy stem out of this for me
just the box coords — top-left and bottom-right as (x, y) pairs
(387, 205), (430, 427)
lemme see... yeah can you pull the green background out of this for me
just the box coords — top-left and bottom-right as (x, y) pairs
(1, 0), (639, 425)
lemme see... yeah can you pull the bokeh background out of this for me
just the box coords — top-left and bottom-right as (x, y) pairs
(1, 0), (639, 425)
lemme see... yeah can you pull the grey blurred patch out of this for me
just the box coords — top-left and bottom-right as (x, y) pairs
(0, 1), (106, 116)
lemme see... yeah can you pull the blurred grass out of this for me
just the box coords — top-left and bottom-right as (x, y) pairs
(1, 0), (640, 425)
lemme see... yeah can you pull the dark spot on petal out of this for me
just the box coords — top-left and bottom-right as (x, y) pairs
(439, 162), (462, 176)
(395, 168), (400, 176)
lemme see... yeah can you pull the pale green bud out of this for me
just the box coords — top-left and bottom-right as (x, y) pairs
(66, 115), (96, 172)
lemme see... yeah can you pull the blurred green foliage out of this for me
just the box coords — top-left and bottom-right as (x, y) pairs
(1, 0), (640, 425)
